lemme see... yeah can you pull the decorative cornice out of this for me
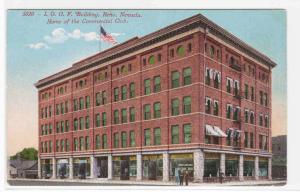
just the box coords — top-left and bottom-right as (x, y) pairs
(35, 14), (277, 89)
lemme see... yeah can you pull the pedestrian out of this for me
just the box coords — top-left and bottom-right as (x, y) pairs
(184, 168), (189, 186)
(179, 169), (184, 186)
(175, 168), (180, 185)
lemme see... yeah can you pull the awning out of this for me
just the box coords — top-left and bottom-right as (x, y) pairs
(205, 124), (219, 137)
(213, 126), (227, 137)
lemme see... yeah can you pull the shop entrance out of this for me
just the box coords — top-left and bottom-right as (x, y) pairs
(96, 157), (108, 178)
(148, 161), (157, 180)
(120, 158), (130, 180)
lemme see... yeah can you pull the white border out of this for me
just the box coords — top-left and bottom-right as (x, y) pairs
(2, 0), (300, 192)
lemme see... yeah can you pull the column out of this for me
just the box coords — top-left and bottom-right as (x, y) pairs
(38, 157), (41, 179)
(163, 152), (169, 182)
(69, 157), (73, 179)
(220, 153), (225, 174)
(52, 157), (56, 179)
(136, 153), (142, 181)
(193, 149), (204, 183)
(254, 156), (259, 180)
(268, 157), (272, 180)
(90, 155), (95, 178)
(239, 154), (244, 181)
(108, 154), (112, 180)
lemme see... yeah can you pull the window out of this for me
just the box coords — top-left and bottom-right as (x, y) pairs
(79, 137), (84, 150)
(64, 102), (68, 113)
(264, 93), (268, 106)
(95, 114), (100, 127)
(60, 103), (64, 114)
(102, 112), (107, 126)
(234, 80), (239, 96)
(244, 110), (249, 123)
(85, 116), (90, 129)
(177, 45), (185, 57)
(265, 115), (269, 128)
(250, 132), (254, 148)
(171, 125), (179, 144)
(183, 124), (191, 144)
(121, 108), (127, 123)
(171, 71), (180, 88)
(187, 43), (192, 52)
(79, 97), (84, 110)
(226, 78), (232, 93)
(121, 85), (127, 100)
(85, 96), (90, 108)
(56, 104), (60, 115)
(61, 139), (65, 152)
(144, 129), (151, 146)
(79, 117), (84, 130)
(49, 141), (53, 152)
(183, 67), (192, 86)
(102, 134), (107, 149)
(251, 87), (255, 101)
(233, 107), (240, 121)
(154, 76), (161, 93)
(65, 139), (69, 152)
(74, 138), (78, 151)
(244, 84), (249, 99)
(153, 102), (161, 118)
(171, 98), (179, 116)
(144, 79), (151, 95)
(74, 118), (78, 131)
(259, 114), (263, 126)
(149, 55), (155, 65)
(144, 104), (151, 120)
(121, 65), (128, 74)
(95, 135), (100, 149)
(244, 132), (249, 148)
(116, 68), (120, 75)
(56, 140), (60, 152)
(213, 100), (219, 116)
(260, 91), (263, 105)
(205, 68), (211, 85)
(114, 133), (119, 148)
(183, 96), (191, 114)
(129, 107), (135, 122)
(85, 136), (90, 150)
(214, 72), (220, 89)
(154, 128), (161, 145)
(250, 112), (255, 124)
(143, 58), (146, 66)
(114, 110), (119, 124)
(61, 121), (64, 132)
(170, 49), (174, 58)
(114, 88), (119, 102)
(56, 122), (60, 133)
(96, 92), (101, 106)
(158, 53), (162, 62)
(49, 124), (53, 134)
(73, 99), (78, 111)
(121, 132), (127, 148)
(205, 97), (211, 114)
(102, 91), (107, 104)
(226, 105), (232, 119)
(130, 131), (135, 147)
(129, 82), (135, 98)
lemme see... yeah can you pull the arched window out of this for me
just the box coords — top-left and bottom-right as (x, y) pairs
(148, 55), (155, 65)
(176, 45), (185, 57)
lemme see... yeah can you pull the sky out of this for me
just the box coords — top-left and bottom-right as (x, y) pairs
(6, 10), (286, 156)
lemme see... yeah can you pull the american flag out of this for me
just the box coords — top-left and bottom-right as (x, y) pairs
(100, 26), (117, 45)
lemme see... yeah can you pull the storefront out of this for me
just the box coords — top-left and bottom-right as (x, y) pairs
(95, 156), (108, 178)
(73, 157), (91, 179)
(142, 154), (163, 180)
(112, 156), (136, 180)
(56, 159), (69, 179)
(169, 153), (194, 181)
(225, 154), (239, 180)
(259, 157), (268, 178)
(243, 156), (255, 179)
(204, 153), (220, 182)
(41, 159), (53, 179)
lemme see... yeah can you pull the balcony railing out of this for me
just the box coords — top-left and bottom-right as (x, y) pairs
(230, 62), (242, 71)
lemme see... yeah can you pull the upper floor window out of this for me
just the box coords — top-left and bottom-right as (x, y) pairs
(171, 98), (180, 116)
(205, 97), (212, 114)
(183, 67), (192, 86)
(244, 84), (249, 99)
(114, 133), (119, 148)
(153, 76), (161, 93)
(129, 107), (135, 122)
(102, 134), (107, 149)
(144, 104), (151, 120)
(130, 131), (135, 147)
(121, 85), (127, 100)
(154, 128), (161, 145)
(114, 88), (119, 102)
(183, 96), (191, 114)
(121, 108), (127, 123)
(183, 123), (192, 144)
(226, 78), (232, 93)
(213, 100), (219, 116)
(144, 129), (151, 146)
(144, 79), (151, 95)
(226, 104), (232, 119)
(171, 71), (180, 88)
(121, 132), (127, 148)
(177, 45), (185, 57)
(102, 112), (107, 126)
(114, 110), (119, 124)
(171, 125), (179, 144)
(129, 82), (135, 98)
(153, 102), (161, 118)
(148, 55), (155, 65)
(250, 111), (255, 124)
(79, 97), (84, 110)
(85, 96), (90, 108)
(244, 110), (249, 123)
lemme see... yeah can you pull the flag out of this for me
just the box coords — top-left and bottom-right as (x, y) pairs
(100, 26), (117, 45)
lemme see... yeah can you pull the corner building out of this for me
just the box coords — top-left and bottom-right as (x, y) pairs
(35, 14), (275, 182)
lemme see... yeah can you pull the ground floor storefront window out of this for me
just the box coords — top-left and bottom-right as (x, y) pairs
(73, 157), (91, 179)
(169, 153), (193, 181)
(204, 153), (220, 182)
(259, 157), (268, 177)
(142, 154), (163, 180)
(41, 159), (53, 178)
(225, 154), (239, 180)
(56, 159), (69, 178)
(113, 156), (136, 180)
(95, 157), (108, 178)
(243, 156), (255, 179)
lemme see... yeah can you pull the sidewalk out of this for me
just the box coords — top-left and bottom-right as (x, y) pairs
(8, 178), (286, 186)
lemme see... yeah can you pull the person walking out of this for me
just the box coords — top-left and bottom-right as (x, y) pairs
(175, 168), (180, 185)
(184, 168), (189, 186)
(179, 169), (184, 186)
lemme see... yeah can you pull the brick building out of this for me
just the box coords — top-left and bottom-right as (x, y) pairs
(35, 14), (276, 182)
